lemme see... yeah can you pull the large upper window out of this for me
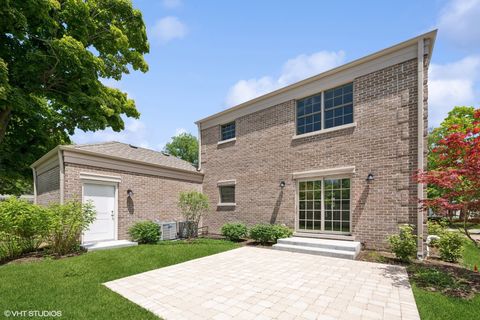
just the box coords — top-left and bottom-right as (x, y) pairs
(220, 122), (236, 141)
(296, 82), (353, 135)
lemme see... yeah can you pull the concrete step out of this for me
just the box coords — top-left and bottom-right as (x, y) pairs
(273, 237), (361, 259)
(272, 243), (357, 260)
(82, 240), (138, 252)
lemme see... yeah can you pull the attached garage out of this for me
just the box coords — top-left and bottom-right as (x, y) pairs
(31, 142), (203, 244)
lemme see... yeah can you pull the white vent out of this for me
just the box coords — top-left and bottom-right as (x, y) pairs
(160, 222), (177, 240)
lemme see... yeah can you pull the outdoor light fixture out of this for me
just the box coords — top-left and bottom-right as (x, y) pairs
(279, 181), (286, 188)
(127, 189), (134, 197)
(366, 173), (375, 182)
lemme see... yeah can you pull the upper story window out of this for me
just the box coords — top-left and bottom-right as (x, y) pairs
(220, 121), (236, 141)
(296, 82), (353, 135)
(324, 83), (353, 129)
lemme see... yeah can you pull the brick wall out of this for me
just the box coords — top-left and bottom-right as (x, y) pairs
(36, 165), (60, 205)
(200, 58), (427, 249)
(63, 163), (202, 240)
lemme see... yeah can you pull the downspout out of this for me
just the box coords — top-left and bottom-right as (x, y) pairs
(197, 123), (202, 172)
(417, 38), (425, 258)
(58, 149), (65, 205)
(32, 168), (37, 204)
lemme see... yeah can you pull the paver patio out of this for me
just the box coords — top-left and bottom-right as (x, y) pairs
(104, 247), (420, 320)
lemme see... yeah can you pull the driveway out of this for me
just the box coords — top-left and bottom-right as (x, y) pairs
(104, 247), (420, 320)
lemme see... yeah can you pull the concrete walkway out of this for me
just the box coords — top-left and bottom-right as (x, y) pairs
(104, 247), (420, 320)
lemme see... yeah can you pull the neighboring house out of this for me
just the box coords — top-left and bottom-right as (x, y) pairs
(32, 30), (436, 254)
(31, 142), (202, 243)
(196, 30), (436, 252)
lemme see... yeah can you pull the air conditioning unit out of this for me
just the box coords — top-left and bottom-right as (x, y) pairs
(159, 221), (177, 240)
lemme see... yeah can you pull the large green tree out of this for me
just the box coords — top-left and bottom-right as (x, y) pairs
(0, 0), (149, 194)
(164, 133), (199, 166)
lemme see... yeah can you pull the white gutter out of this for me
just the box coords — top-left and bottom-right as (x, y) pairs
(32, 167), (37, 204)
(58, 149), (65, 205)
(417, 38), (425, 258)
(197, 123), (202, 172)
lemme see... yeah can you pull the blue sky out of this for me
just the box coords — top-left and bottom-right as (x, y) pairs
(73, 0), (480, 150)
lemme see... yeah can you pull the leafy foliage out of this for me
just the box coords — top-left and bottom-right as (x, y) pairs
(128, 221), (160, 244)
(427, 220), (448, 236)
(0, 197), (50, 260)
(388, 224), (417, 262)
(164, 133), (199, 166)
(249, 224), (293, 245)
(178, 191), (209, 238)
(221, 222), (248, 241)
(438, 232), (464, 263)
(0, 0), (149, 194)
(48, 201), (96, 256)
(417, 107), (480, 246)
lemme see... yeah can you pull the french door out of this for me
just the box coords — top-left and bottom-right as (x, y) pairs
(297, 178), (351, 233)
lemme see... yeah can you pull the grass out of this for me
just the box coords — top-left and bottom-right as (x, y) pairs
(0, 239), (238, 320)
(448, 221), (480, 230)
(410, 240), (480, 319)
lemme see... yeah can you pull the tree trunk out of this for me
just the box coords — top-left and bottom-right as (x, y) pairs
(462, 209), (478, 247)
(0, 107), (12, 144)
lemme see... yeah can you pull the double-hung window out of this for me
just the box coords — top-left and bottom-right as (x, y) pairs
(218, 180), (236, 205)
(220, 122), (236, 141)
(296, 82), (353, 135)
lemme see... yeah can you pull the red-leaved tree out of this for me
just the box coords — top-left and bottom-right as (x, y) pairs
(416, 108), (480, 246)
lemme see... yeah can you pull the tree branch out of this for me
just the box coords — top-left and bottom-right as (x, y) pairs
(0, 107), (12, 144)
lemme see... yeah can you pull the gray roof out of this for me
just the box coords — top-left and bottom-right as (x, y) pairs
(65, 141), (198, 173)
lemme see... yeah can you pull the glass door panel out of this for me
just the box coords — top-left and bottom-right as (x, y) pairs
(298, 180), (322, 231)
(324, 178), (350, 232)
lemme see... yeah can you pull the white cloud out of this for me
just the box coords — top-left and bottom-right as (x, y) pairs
(162, 0), (182, 8)
(429, 56), (480, 126)
(438, 0), (480, 49)
(72, 119), (152, 149)
(151, 16), (187, 44)
(225, 50), (345, 106)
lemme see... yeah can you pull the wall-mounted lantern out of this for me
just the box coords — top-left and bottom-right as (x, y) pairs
(366, 173), (375, 183)
(127, 189), (134, 197)
(279, 181), (286, 188)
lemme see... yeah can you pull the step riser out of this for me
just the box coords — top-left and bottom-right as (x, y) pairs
(277, 239), (358, 252)
(273, 245), (356, 260)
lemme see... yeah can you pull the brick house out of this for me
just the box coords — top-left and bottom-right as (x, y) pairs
(31, 142), (202, 243)
(196, 30), (436, 253)
(32, 30), (436, 255)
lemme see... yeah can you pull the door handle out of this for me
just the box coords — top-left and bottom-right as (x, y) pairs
(111, 210), (114, 219)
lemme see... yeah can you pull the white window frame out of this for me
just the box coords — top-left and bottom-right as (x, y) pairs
(295, 175), (352, 235)
(217, 180), (236, 206)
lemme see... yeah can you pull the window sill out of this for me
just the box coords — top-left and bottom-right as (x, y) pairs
(217, 137), (236, 145)
(292, 122), (357, 140)
(217, 203), (236, 207)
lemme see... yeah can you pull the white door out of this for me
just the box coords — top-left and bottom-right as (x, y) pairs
(83, 183), (116, 243)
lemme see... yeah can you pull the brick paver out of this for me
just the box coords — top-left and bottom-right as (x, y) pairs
(104, 247), (420, 320)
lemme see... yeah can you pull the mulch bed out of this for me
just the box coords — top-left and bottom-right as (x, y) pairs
(357, 249), (480, 299)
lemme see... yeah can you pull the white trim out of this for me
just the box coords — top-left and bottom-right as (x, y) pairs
(292, 122), (357, 140)
(32, 168), (37, 204)
(79, 172), (122, 183)
(417, 38), (425, 258)
(196, 30), (437, 129)
(217, 179), (236, 186)
(58, 150), (65, 205)
(81, 180), (119, 244)
(217, 137), (236, 145)
(217, 203), (236, 207)
(293, 166), (355, 180)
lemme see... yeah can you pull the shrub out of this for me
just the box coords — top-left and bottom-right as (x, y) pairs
(0, 197), (51, 260)
(249, 224), (292, 245)
(388, 224), (417, 262)
(427, 220), (448, 236)
(438, 231), (464, 262)
(221, 223), (248, 241)
(178, 191), (209, 238)
(48, 201), (96, 256)
(128, 221), (161, 244)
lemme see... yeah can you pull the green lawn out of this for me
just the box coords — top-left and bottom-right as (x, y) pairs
(0, 239), (238, 320)
(412, 240), (480, 320)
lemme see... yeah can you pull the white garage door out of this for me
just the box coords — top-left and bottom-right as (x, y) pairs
(83, 183), (116, 243)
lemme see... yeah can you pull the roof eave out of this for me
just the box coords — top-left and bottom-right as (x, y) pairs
(195, 29), (438, 126)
